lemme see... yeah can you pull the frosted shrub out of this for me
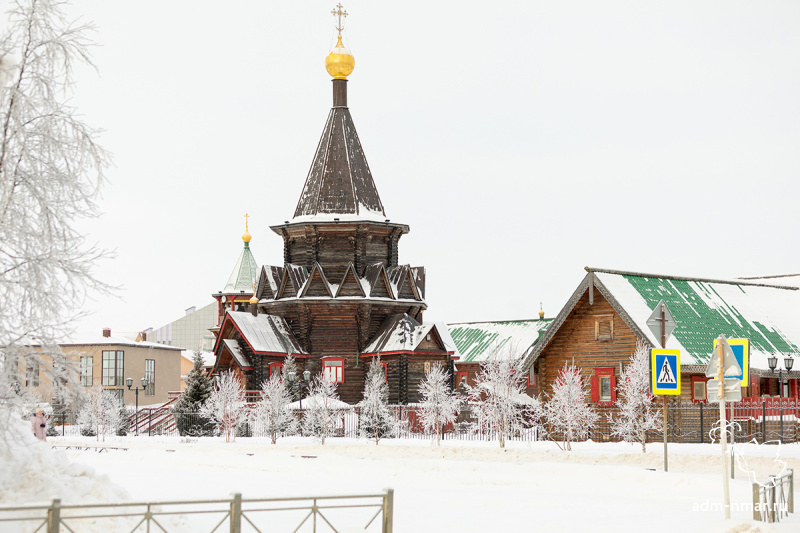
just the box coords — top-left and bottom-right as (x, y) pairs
(546, 363), (597, 451)
(252, 372), (296, 444)
(418, 364), (460, 446)
(611, 340), (661, 452)
(200, 370), (248, 443)
(358, 358), (396, 445)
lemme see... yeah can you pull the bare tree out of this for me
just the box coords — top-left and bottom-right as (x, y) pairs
(252, 372), (296, 444)
(302, 374), (342, 445)
(0, 0), (110, 432)
(200, 370), (247, 443)
(357, 357), (395, 445)
(77, 385), (119, 442)
(611, 340), (661, 452)
(418, 364), (460, 446)
(468, 358), (539, 449)
(546, 362), (597, 451)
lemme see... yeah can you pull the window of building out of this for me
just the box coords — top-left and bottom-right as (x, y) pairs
(26, 359), (39, 387)
(112, 389), (124, 407)
(381, 362), (388, 383)
(80, 356), (93, 386)
(322, 358), (344, 383)
(145, 359), (155, 396)
(692, 377), (708, 403)
(102, 350), (124, 386)
(590, 367), (616, 405)
(594, 315), (614, 341)
(269, 362), (284, 380)
(457, 372), (468, 387)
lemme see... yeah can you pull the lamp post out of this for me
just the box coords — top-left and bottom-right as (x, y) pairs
(12, 381), (20, 395)
(287, 369), (311, 409)
(126, 377), (148, 436)
(767, 355), (794, 443)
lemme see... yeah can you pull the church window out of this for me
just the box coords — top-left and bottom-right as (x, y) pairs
(381, 362), (388, 383)
(26, 360), (39, 387)
(145, 359), (155, 396)
(269, 362), (284, 380)
(322, 357), (344, 383)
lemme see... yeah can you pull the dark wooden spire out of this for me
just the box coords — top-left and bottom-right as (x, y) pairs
(292, 82), (386, 220)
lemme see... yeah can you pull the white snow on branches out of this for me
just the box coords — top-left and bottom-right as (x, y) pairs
(200, 370), (248, 442)
(546, 362), (597, 451)
(611, 340), (662, 452)
(418, 363), (460, 446)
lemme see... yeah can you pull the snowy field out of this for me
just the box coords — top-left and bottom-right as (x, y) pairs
(4, 425), (800, 533)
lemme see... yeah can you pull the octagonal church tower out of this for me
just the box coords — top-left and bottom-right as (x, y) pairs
(213, 10), (454, 405)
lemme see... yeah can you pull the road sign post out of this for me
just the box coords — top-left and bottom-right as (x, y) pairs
(705, 334), (742, 520)
(647, 300), (677, 473)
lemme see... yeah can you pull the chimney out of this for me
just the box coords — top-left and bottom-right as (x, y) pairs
(102, 327), (111, 338)
(139, 331), (147, 342)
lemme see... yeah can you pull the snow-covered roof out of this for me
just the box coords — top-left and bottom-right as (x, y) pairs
(448, 319), (552, 363)
(363, 314), (452, 355)
(527, 267), (800, 372)
(221, 312), (307, 356)
(180, 350), (216, 367)
(287, 395), (352, 410)
(222, 339), (252, 369)
(56, 336), (183, 351)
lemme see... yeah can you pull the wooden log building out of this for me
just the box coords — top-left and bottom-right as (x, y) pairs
(212, 31), (455, 404)
(523, 267), (800, 405)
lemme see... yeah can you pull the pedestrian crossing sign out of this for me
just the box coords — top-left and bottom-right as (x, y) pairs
(651, 349), (681, 395)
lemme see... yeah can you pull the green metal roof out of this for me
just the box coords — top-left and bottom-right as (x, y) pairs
(222, 242), (258, 294)
(448, 319), (552, 362)
(593, 269), (800, 369)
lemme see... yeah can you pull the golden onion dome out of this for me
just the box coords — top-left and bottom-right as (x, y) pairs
(249, 295), (259, 305)
(325, 35), (355, 79)
(242, 230), (252, 243)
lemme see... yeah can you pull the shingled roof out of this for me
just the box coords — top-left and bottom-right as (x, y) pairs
(524, 267), (800, 373)
(292, 107), (386, 222)
(221, 241), (258, 295)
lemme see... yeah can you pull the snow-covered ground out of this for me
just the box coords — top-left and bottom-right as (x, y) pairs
(4, 426), (800, 532)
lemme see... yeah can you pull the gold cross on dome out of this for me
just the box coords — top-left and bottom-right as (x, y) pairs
(244, 213), (250, 232)
(331, 3), (348, 35)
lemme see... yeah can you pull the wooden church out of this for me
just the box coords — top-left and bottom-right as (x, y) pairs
(212, 15), (454, 405)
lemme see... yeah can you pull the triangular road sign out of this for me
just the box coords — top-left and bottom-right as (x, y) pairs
(646, 300), (677, 344)
(705, 335), (742, 378)
(657, 358), (677, 384)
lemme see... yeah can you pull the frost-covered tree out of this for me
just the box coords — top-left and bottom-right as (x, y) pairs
(200, 370), (247, 443)
(357, 358), (395, 445)
(418, 364), (460, 446)
(173, 351), (213, 436)
(252, 372), (296, 444)
(302, 374), (342, 445)
(546, 362), (597, 451)
(468, 358), (539, 449)
(611, 340), (661, 452)
(0, 0), (110, 434)
(77, 385), (119, 442)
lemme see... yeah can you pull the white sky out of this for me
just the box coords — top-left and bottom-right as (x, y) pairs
(52, 1), (800, 337)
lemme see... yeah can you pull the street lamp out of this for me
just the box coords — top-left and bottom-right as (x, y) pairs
(287, 369), (311, 409)
(767, 355), (794, 398)
(126, 377), (148, 435)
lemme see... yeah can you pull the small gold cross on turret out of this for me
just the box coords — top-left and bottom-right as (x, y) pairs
(244, 213), (250, 232)
(331, 3), (348, 35)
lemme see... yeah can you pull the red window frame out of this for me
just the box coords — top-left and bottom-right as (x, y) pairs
(692, 376), (709, 403)
(457, 371), (468, 386)
(590, 367), (616, 406)
(269, 362), (284, 381)
(322, 357), (345, 383)
(380, 362), (388, 383)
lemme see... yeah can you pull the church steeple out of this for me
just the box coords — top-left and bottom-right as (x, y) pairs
(288, 5), (386, 222)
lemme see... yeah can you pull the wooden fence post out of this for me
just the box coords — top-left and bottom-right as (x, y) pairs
(789, 469), (794, 514)
(230, 493), (242, 533)
(752, 483), (760, 521)
(382, 488), (394, 533)
(47, 499), (61, 533)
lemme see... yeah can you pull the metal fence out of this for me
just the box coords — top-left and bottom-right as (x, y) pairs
(0, 490), (394, 533)
(45, 398), (800, 444)
(753, 469), (794, 523)
(589, 398), (800, 445)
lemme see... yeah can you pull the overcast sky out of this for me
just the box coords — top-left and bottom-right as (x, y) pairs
(51, 1), (800, 337)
